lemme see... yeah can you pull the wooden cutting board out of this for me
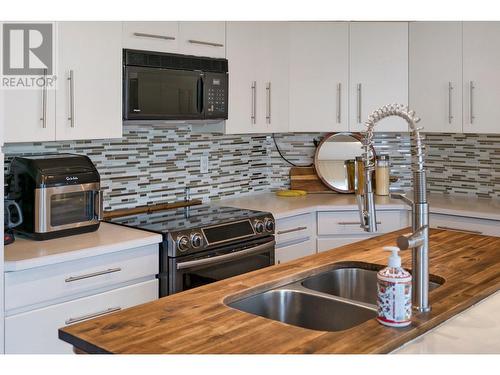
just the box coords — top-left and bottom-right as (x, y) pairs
(289, 166), (335, 193)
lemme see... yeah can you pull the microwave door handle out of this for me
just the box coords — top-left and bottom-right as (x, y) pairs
(176, 240), (275, 271)
(94, 190), (103, 221)
(196, 76), (204, 114)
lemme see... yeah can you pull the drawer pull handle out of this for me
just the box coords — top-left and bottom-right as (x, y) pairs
(188, 39), (224, 47)
(133, 32), (175, 41)
(337, 221), (381, 225)
(65, 267), (122, 283)
(65, 307), (121, 325)
(277, 226), (307, 235)
(436, 226), (483, 235)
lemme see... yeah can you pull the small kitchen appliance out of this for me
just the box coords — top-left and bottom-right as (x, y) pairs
(108, 205), (275, 297)
(8, 153), (103, 240)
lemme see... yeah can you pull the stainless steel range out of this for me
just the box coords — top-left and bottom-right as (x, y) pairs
(107, 205), (275, 297)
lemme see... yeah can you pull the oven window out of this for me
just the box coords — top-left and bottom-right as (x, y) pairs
(50, 191), (94, 227)
(181, 251), (272, 292)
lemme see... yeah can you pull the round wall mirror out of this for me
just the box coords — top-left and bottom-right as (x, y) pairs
(314, 132), (375, 193)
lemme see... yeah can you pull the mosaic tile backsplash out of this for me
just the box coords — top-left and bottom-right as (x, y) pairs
(3, 125), (499, 210)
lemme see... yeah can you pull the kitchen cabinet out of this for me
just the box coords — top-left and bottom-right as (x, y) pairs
(289, 22), (349, 132)
(178, 22), (226, 58)
(122, 21), (179, 53)
(225, 22), (289, 134)
(275, 212), (316, 264)
(5, 279), (158, 354)
(430, 213), (500, 237)
(463, 22), (500, 134)
(410, 22), (463, 133)
(3, 22), (122, 143)
(4, 243), (159, 353)
(349, 22), (409, 132)
(56, 22), (122, 141)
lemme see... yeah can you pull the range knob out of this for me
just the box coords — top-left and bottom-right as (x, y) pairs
(176, 235), (190, 252)
(191, 232), (203, 248)
(264, 217), (275, 232)
(254, 219), (265, 233)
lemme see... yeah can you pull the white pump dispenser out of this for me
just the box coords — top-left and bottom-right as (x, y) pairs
(376, 246), (412, 327)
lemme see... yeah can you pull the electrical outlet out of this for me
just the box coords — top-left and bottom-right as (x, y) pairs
(200, 155), (209, 174)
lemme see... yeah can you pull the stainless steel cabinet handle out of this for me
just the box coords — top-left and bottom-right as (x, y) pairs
(448, 82), (454, 124)
(65, 267), (122, 283)
(469, 81), (475, 124)
(337, 221), (381, 225)
(133, 32), (175, 41)
(188, 39), (223, 47)
(277, 226), (307, 235)
(65, 307), (121, 325)
(436, 226), (482, 235)
(251, 81), (257, 124)
(357, 83), (362, 123)
(336, 83), (342, 124)
(266, 82), (271, 124)
(67, 70), (75, 128)
(177, 240), (275, 270)
(40, 68), (47, 128)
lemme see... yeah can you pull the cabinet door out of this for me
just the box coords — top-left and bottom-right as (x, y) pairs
(5, 279), (158, 354)
(463, 22), (500, 134)
(122, 21), (179, 53)
(410, 22), (462, 133)
(56, 22), (122, 140)
(178, 22), (225, 58)
(1, 22), (56, 143)
(260, 22), (289, 133)
(275, 237), (316, 265)
(289, 22), (349, 132)
(225, 22), (260, 134)
(349, 22), (409, 132)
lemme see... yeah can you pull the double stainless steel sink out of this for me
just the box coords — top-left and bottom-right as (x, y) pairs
(228, 264), (443, 332)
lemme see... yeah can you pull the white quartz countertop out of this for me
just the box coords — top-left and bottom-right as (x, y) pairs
(4, 222), (162, 272)
(219, 191), (500, 221)
(393, 291), (500, 354)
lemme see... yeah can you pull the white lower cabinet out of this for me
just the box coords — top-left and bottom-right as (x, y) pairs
(5, 279), (158, 354)
(317, 235), (377, 253)
(430, 213), (500, 237)
(275, 212), (316, 264)
(276, 238), (316, 265)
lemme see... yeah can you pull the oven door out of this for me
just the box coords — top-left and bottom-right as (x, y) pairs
(124, 65), (204, 120)
(34, 183), (102, 233)
(164, 236), (275, 296)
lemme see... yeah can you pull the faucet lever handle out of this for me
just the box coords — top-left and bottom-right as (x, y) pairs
(390, 192), (414, 207)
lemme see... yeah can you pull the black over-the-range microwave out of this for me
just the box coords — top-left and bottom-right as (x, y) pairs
(123, 49), (228, 121)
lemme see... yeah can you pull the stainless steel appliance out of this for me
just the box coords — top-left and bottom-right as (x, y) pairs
(8, 154), (103, 240)
(123, 49), (228, 121)
(108, 205), (275, 296)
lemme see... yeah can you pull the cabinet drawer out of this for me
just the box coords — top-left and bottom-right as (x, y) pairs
(276, 237), (316, 265)
(276, 213), (316, 245)
(317, 235), (376, 253)
(5, 279), (158, 354)
(317, 210), (407, 235)
(430, 213), (500, 237)
(5, 244), (159, 313)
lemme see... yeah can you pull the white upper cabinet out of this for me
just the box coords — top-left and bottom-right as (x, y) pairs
(225, 22), (289, 134)
(289, 22), (349, 132)
(2, 22), (57, 143)
(178, 22), (226, 58)
(463, 22), (500, 134)
(349, 22), (409, 132)
(56, 22), (122, 140)
(410, 22), (463, 133)
(122, 22), (179, 53)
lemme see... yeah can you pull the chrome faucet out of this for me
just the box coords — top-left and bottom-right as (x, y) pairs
(356, 103), (431, 313)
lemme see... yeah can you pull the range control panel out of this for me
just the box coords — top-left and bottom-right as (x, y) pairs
(205, 72), (228, 119)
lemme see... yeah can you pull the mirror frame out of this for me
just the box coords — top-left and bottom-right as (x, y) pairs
(314, 132), (376, 194)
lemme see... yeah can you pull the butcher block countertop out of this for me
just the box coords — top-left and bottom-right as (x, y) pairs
(58, 228), (500, 354)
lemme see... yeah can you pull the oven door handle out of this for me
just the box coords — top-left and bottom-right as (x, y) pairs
(176, 240), (275, 270)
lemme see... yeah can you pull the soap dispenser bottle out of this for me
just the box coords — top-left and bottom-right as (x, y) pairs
(377, 246), (412, 327)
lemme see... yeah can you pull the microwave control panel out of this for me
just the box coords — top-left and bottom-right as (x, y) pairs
(205, 73), (228, 119)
